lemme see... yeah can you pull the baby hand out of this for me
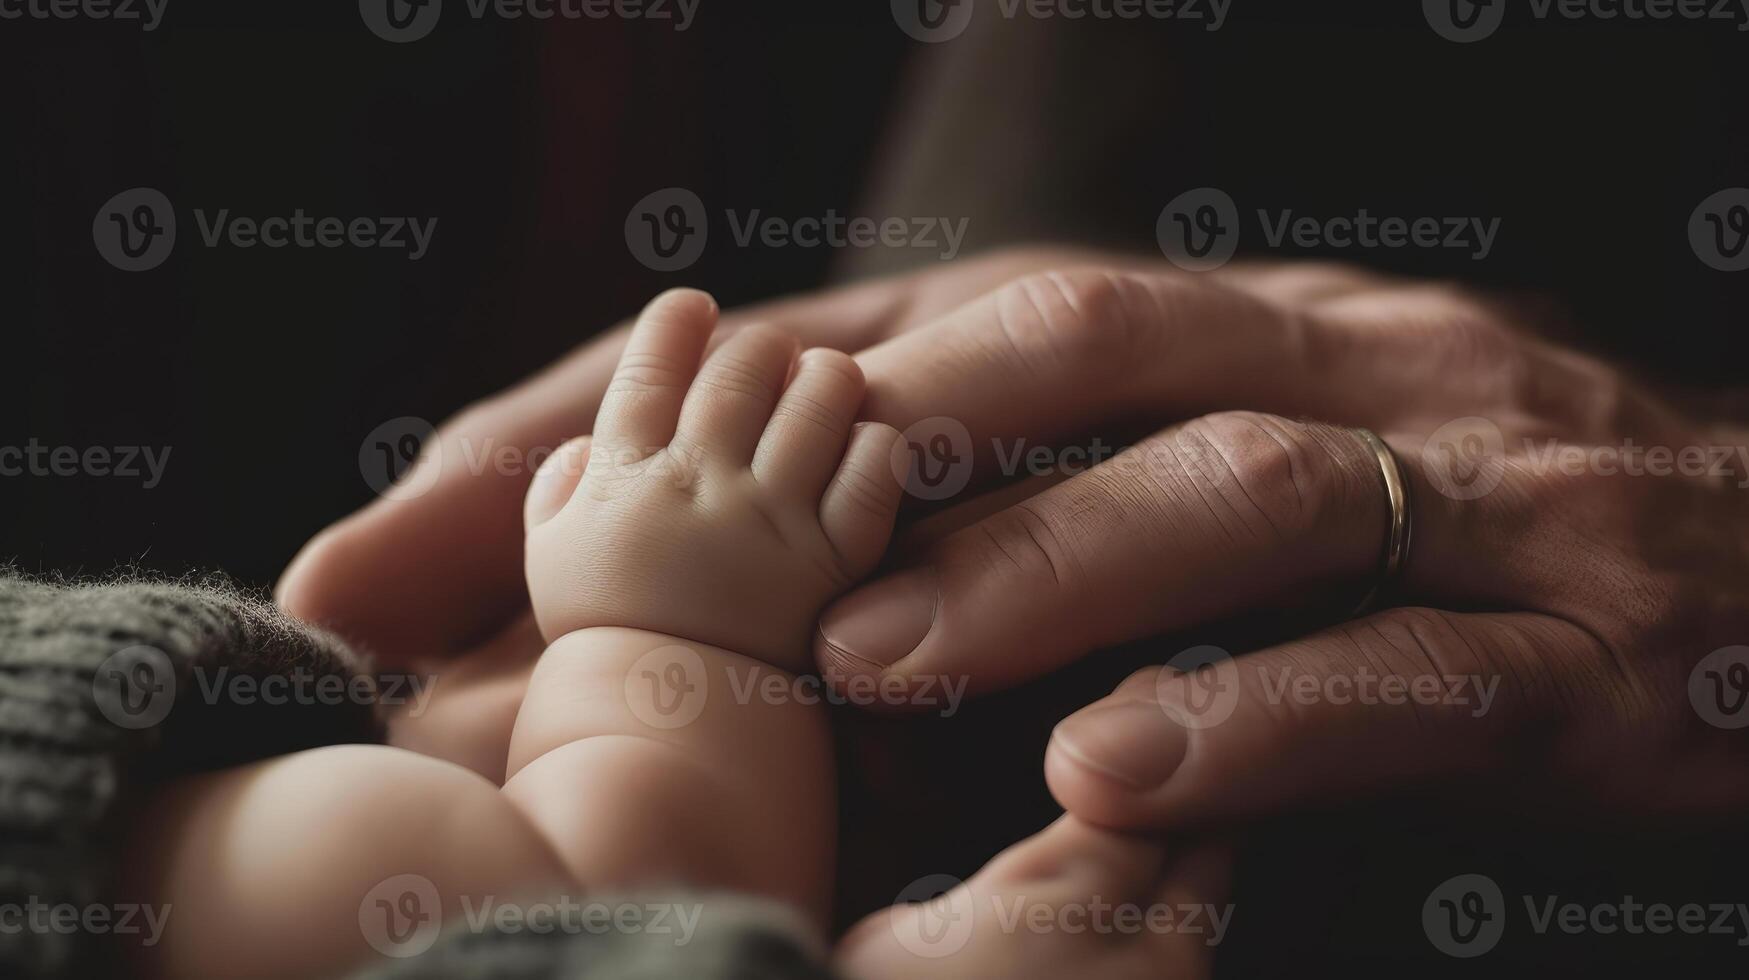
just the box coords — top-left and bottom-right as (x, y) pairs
(524, 289), (906, 672)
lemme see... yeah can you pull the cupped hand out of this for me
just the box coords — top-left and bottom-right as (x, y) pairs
(809, 260), (1749, 827)
(275, 247), (1126, 665)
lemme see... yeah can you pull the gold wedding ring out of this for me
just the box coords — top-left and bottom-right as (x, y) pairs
(1351, 428), (1412, 617)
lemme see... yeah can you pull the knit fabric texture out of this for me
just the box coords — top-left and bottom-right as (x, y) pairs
(0, 570), (382, 979)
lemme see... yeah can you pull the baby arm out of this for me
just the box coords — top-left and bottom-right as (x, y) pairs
(502, 629), (834, 914)
(504, 289), (906, 925)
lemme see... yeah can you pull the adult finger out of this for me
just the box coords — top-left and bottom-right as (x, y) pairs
(1044, 608), (1613, 829)
(851, 269), (1398, 476)
(816, 412), (1497, 699)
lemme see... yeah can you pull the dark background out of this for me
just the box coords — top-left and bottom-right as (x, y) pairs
(4, 1), (1746, 976)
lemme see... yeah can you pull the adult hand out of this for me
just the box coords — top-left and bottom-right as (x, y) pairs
(835, 816), (1232, 980)
(276, 247), (1147, 783)
(276, 247), (1137, 665)
(810, 259), (1749, 826)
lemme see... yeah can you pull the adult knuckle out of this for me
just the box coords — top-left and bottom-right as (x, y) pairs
(1442, 311), (1538, 406)
(988, 269), (1149, 377)
(1439, 309), (1518, 369)
(961, 501), (1080, 589)
(1333, 608), (1511, 738)
(1355, 607), (1487, 680)
(1557, 362), (1630, 434)
(1164, 412), (1355, 544)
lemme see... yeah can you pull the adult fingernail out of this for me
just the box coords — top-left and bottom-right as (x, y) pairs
(817, 567), (939, 673)
(1051, 697), (1188, 791)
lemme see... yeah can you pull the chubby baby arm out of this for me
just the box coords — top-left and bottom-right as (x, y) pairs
(503, 628), (835, 914)
(508, 289), (905, 923)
